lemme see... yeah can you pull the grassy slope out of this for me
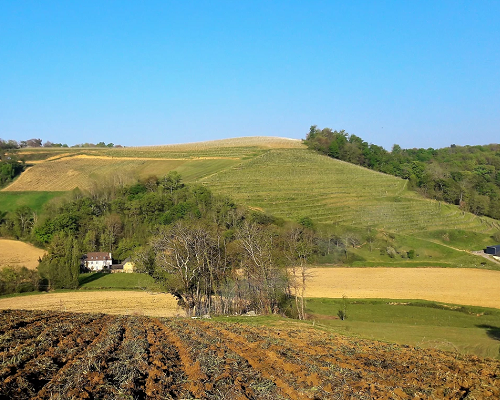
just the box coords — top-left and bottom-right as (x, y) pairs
(78, 272), (160, 290)
(1, 138), (294, 191)
(302, 298), (500, 359)
(202, 148), (498, 234)
(0, 191), (65, 214)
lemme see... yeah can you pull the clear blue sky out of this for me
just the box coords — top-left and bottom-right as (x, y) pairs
(1, 1), (499, 149)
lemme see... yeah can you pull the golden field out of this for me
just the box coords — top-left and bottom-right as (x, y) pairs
(305, 267), (500, 309)
(0, 291), (185, 317)
(0, 239), (45, 269)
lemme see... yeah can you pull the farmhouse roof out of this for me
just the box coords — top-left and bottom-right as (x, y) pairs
(84, 252), (112, 260)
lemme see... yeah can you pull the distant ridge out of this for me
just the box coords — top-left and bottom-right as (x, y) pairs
(131, 136), (305, 150)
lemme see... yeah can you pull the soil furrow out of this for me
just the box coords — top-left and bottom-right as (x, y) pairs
(198, 322), (316, 400)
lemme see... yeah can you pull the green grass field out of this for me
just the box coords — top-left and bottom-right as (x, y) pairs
(212, 298), (500, 358)
(0, 191), (65, 214)
(302, 298), (500, 359)
(78, 272), (160, 290)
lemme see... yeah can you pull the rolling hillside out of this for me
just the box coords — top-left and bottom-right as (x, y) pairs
(3, 136), (498, 248)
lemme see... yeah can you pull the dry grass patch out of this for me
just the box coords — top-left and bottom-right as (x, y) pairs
(0, 239), (45, 269)
(305, 267), (500, 309)
(130, 136), (305, 150)
(3, 157), (187, 191)
(0, 291), (185, 317)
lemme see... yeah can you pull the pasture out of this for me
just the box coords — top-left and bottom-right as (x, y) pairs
(0, 239), (45, 269)
(304, 298), (500, 359)
(0, 191), (65, 214)
(305, 267), (500, 309)
(78, 272), (160, 290)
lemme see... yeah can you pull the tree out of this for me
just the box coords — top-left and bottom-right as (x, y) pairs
(14, 206), (35, 238)
(161, 171), (183, 194)
(152, 220), (226, 316)
(284, 226), (315, 320)
(103, 213), (123, 252)
(236, 222), (289, 314)
(38, 233), (80, 289)
(26, 138), (42, 147)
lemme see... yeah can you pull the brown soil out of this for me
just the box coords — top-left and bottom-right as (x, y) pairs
(0, 310), (498, 399)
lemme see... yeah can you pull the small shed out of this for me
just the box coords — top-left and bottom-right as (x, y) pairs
(110, 264), (124, 273)
(485, 245), (500, 256)
(123, 257), (135, 273)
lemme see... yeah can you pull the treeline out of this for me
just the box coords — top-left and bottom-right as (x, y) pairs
(0, 137), (121, 149)
(0, 156), (24, 187)
(304, 126), (500, 219)
(0, 266), (39, 295)
(1, 172), (354, 317)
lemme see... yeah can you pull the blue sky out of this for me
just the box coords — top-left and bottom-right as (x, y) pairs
(1, 1), (499, 149)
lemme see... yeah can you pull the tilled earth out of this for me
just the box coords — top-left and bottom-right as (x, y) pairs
(0, 309), (498, 399)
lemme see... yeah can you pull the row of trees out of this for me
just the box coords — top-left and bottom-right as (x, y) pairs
(0, 138), (121, 149)
(140, 220), (313, 318)
(304, 126), (500, 219)
(0, 157), (24, 187)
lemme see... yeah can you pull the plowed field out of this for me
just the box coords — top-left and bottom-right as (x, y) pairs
(0, 310), (498, 399)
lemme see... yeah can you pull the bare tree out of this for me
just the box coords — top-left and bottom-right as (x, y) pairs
(236, 222), (289, 315)
(152, 220), (226, 316)
(284, 226), (315, 320)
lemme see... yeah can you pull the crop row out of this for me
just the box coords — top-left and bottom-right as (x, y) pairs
(0, 309), (498, 399)
(204, 149), (493, 234)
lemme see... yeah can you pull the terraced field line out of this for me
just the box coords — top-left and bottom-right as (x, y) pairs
(305, 267), (500, 308)
(71, 154), (241, 161)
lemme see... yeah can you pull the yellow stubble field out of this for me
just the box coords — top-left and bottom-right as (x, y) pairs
(0, 239), (46, 269)
(305, 267), (500, 309)
(0, 291), (185, 317)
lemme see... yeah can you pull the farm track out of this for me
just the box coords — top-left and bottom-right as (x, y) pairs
(0, 310), (498, 399)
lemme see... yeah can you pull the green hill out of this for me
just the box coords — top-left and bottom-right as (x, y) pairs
(2, 137), (499, 267)
(202, 148), (498, 234)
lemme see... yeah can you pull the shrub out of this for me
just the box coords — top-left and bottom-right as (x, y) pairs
(386, 246), (398, 258)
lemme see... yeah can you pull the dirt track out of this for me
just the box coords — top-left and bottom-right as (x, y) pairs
(306, 267), (500, 309)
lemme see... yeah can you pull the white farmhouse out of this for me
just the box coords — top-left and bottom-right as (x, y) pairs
(82, 252), (113, 271)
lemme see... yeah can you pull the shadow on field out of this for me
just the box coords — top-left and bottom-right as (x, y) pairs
(78, 273), (106, 286)
(477, 324), (500, 341)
